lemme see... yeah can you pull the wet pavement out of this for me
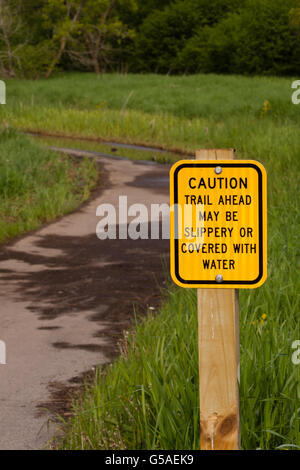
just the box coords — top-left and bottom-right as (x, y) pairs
(0, 152), (171, 449)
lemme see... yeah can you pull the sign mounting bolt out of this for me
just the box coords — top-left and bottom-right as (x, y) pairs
(215, 274), (223, 283)
(215, 166), (222, 175)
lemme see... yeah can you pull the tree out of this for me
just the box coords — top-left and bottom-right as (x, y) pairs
(0, 0), (23, 77)
(68, 0), (136, 73)
(117, 0), (172, 28)
(42, 0), (85, 78)
(289, 1), (300, 30)
(179, 0), (300, 75)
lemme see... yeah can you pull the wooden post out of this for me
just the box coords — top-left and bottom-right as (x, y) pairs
(196, 149), (240, 450)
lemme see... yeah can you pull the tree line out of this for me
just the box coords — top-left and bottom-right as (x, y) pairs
(0, 0), (299, 78)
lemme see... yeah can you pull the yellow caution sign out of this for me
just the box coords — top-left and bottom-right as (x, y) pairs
(170, 160), (267, 288)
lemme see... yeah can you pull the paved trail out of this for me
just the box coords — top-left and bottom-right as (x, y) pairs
(0, 152), (170, 449)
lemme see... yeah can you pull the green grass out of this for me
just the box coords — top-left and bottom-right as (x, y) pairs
(1, 73), (299, 161)
(2, 73), (299, 121)
(57, 278), (299, 450)
(1, 72), (299, 449)
(0, 126), (98, 243)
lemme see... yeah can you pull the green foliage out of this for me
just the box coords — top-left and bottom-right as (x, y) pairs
(289, 1), (300, 30)
(179, 0), (300, 75)
(133, 0), (242, 73)
(0, 0), (137, 78)
(133, 2), (197, 73)
(68, 0), (137, 73)
(16, 41), (57, 79)
(0, 0), (300, 77)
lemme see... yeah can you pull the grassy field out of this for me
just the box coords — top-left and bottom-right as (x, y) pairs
(2, 73), (299, 120)
(1, 73), (299, 449)
(0, 126), (98, 243)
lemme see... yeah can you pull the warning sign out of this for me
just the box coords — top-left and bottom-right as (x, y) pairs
(170, 160), (267, 288)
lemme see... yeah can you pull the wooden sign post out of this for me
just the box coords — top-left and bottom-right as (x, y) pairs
(196, 149), (240, 450)
(170, 149), (267, 450)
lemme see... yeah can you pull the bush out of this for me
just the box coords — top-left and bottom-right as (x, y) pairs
(179, 0), (300, 75)
(16, 41), (57, 79)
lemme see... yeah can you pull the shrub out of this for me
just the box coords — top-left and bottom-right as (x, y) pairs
(133, 0), (242, 73)
(179, 0), (300, 75)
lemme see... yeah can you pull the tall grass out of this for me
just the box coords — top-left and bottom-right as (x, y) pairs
(0, 126), (98, 243)
(57, 287), (200, 450)
(2, 73), (299, 121)
(58, 270), (300, 450)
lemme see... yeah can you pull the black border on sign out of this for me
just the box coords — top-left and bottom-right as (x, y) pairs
(173, 162), (264, 285)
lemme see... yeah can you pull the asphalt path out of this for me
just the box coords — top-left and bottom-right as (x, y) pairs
(0, 149), (171, 449)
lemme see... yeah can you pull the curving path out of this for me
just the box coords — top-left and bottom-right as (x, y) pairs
(0, 150), (170, 449)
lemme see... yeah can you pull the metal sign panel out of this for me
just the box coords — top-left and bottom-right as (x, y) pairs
(170, 160), (267, 288)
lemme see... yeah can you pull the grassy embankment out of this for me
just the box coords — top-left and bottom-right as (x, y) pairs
(0, 126), (98, 243)
(0, 73), (299, 449)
